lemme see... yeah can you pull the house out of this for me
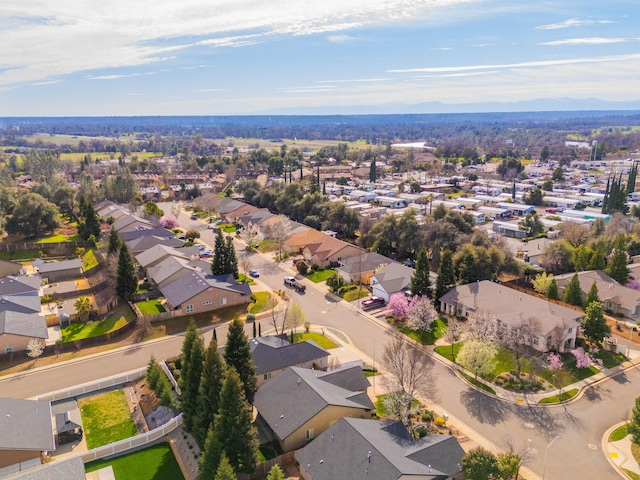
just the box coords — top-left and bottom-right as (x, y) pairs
(0, 260), (24, 278)
(296, 418), (465, 480)
(0, 398), (55, 476)
(36, 259), (82, 282)
(111, 213), (154, 233)
(1, 456), (86, 480)
(335, 252), (394, 285)
(375, 196), (408, 209)
(0, 311), (48, 354)
(0, 276), (41, 297)
(439, 280), (581, 352)
(125, 235), (184, 256)
(254, 365), (374, 452)
(135, 245), (193, 271)
(283, 228), (327, 255)
(348, 190), (377, 202)
(161, 271), (251, 314)
(0, 295), (43, 315)
(370, 263), (415, 302)
(147, 256), (201, 289)
(249, 335), (330, 387)
(555, 270), (640, 320)
(302, 237), (366, 268)
(118, 226), (175, 242)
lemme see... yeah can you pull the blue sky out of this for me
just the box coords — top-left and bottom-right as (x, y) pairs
(1, 0), (639, 116)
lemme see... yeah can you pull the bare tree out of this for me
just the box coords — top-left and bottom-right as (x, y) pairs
(267, 216), (292, 262)
(498, 316), (541, 378)
(239, 255), (251, 277)
(26, 338), (45, 364)
(381, 336), (436, 426)
(442, 317), (464, 362)
(559, 222), (590, 248)
(241, 223), (259, 250)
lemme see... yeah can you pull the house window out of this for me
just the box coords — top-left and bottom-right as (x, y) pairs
(220, 298), (227, 305)
(202, 300), (212, 305)
(533, 338), (539, 346)
(305, 428), (314, 441)
(568, 327), (573, 333)
(263, 372), (271, 380)
(5, 347), (12, 353)
(186, 304), (194, 313)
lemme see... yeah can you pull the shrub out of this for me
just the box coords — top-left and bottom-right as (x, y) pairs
(421, 412), (432, 422)
(434, 417), (446, 427)
(296, 261), (309, 275)
(415, 426), (428, 438)
(246, 313), (256, 322)
(40, 294), (53, 304)
(304, 321), (311, 333)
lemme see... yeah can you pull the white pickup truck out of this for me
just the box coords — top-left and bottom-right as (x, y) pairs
(284, 276), (306, 293)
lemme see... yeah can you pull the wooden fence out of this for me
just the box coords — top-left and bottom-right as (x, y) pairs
(237, 451), (297, 480)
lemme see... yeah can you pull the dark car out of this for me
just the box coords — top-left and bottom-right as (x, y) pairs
(361, 296), (385, 310)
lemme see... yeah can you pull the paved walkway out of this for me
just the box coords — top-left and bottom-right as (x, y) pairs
(605, 423), (640, 479)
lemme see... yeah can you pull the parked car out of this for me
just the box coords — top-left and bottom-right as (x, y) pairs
(284, 276), (306, 293)
(361, 296), (385, 310)
(207, 223), (215, 229)
(176, 234), (186, 241)
(190, 213), (198, 220)
(199, 250), (213, 257)
(249, 270), (260, 278)
(195, 244), (206, 250)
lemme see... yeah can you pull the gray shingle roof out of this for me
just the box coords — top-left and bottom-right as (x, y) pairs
(119, 226), (175, 242)
(555, 270), (640, 310)
(37, 259), (82, 274)
(147, 256), (197, 285)
(0, 398), (55, 451)
(336, 252), (394, 275)
(160, 271), (251, 307)
(249, 335), (329, 375)
(295, 418), (465, 480)
(1, 456), (86, 480)
(126, 235), (184, 254)
(0, 311), (48, 339)
(371, 263), (414, 295)
(0, 276), (40, 297)
(135, 245), (189, 269)
(254, 366), (373, 441)
(0, 295), (41, 315)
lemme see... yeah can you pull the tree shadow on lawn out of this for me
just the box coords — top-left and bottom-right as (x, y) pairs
(459, 388), (509, 425)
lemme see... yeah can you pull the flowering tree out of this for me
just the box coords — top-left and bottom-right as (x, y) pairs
(547, 352), (563, 371)
(387, 293), (410, 319)
(408, 296), (438, 332)
(628, 278), (640, 291)
(159, 214), (179, 229)
(571, 347), (594, 369)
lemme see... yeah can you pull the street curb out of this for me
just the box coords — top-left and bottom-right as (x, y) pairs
(602, 422), (633, 480)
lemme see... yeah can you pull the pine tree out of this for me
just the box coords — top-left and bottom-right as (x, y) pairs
(370, 155), (377, 183)
(606, 240), (630, 284)
(146, 355), (160, 391)
(211, 230), (227, 276)
(546, 278), (559, 300)
(198, 426), (224, 480)
(252, 321), (256, 338)
(194, 338), (226, 448)
(589, 248), (606, 270)
(267, 464), (285, 480)
(410, 248), (431, 297)
(563, 273), (583, 307)
(79, 201), (101, 240)
(434, 249), (455, 306)
(585, 281), (600, 307)
(214, 454), (236, 480)
(628, 161), (638, 194)
(225, 236), (238, 279)
(457, 251), (478, 284)
(107, 226), (121, 256)
(582, 301), (611, 346)
(115, 244), (137, 301)
(258, 322), (262, 337)
(180, 321), (205, 432)
(213, 368), (258, 473)
(224, 318), (257, 402)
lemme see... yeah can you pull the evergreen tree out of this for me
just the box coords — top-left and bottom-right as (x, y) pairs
(267, 464), (285, 480)
(115, 244), (137, 301)
(629, 161), (638, 194)
(198, 426), (224, 480)
(434, 249), (455, 306)
(214, 454), (236, 480)
(194, 337), (226, 448)
(211, 230), (227, 276)
(252, 321), (256, 338)
(589, 248), (607, 270)
(146, 355), (161, 391)
(585, 281), (600, 307)
(213, 368), (258, 473)
(213, 327), (217, 341)
(606, 241), (630, 284)
(225, 236), (238, 279)
(370, 155), (377, 183)
(456, 251), (478, 284)
(224, 318), (257, 402)
(582, 301), (611, 346)
(410, 248), (431, 297)
(563, 273), (583, 307)
(107, 226), (121, 256)
(628, 396), (640, 444)
(179, 321), (205, 433)
(258, 322), (262, 337)
(546, 278), (559, 300)
(79, 201), (101, 240)
(461, 446), (500, 480)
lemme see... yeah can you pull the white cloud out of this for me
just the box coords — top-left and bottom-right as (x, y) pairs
(540, 37), (627, 46)
(415, 71), (498, 78)
(30, 80), (62, 86)
(536, 18), (616, 30)
(0, 0), (472, 87)
(431, 47), (452, 51)
(316, 78), (391, 83)
(326, 34), (357, 43)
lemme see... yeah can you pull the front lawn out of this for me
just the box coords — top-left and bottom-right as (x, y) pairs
(399, 318), (447, 346)
(249, 291), (272, 314)
(375, 394), (421, 418)
(136, 299), (166, 315)
(434, 342), (463, 362)
(306, 269), (334, 283)
(292, 331), (338, 349)
(85, 442), (184, 480)
(237, 273), (256, 285)
(538, 388), (579, 404)
(343, 287), (369, 302)
(61, 304), (135, 342)
(79, 390), (138, 449)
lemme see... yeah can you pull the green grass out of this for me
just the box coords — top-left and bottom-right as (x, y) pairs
(434, 342), (463, 362)
(609, 424), (629, 442)
(399, 318), (447, 346)
(0, 249), (40, 261)
(632, 443), (640, 464)
(219, 223), (237, 233)
(249, 291), (272, 314)
(306, 269), (334, 283)
(594, 349), (624, 369)
(292, 331), (338, 349)
(538, 388), (579, 404)
(79, 390), (138, 449)
(61, 305), (135, 342)
(237, 273), (256, 285)
(374, 394), (421, 418)
(343, 287), (369, 302)
(623, 468), (640, 480)
(136, 299), (166, 315)
(363, 369), (378, 377)
(257, 239), (277, 253)
(85, 442), (184, 480)
(81, 249), (99, 271)
(257, 444), (279, 462)
(459, 371), (497, 395)
(35, 233), (81, 244)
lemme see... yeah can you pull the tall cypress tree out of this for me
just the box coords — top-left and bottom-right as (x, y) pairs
(410, 248), (431, 297)
(213, 368), (258, 473)
(546, 278), (559, 300)
(224, 318), (257, 402)
(194, 338), (226, 448)
(434, 249), (455, 306)
(180, 321), (205, 433)
(214, 454), (236, 480)
(606, 240), (630, 284)
(563, 273), (583, 307)
(198, 426), (224, 480)
(225, 236), (238, 279)
(211, 230), (227, 276)
(107, 226), (121, 256)
(115, 244), (137, 301)
(585, 281), (600, 307)
(370, 155), (377, 183)
(79, 201), (101, 240)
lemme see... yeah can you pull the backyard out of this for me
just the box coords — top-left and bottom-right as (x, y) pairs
(136, 299), (166, 316)
(79, 390), (138, 449)
(85, 442), (184, 480)
(62, 304), (135, 342)
(81, 248), (100, 271)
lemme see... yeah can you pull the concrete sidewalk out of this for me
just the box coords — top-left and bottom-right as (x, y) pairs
(604, 423), (640, 479)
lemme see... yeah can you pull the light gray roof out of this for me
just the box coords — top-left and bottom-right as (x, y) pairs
(135, 245), (190, 268)
(0, 398), (55, 451)
(2, 456), (86, 480)
(439, 280), (582, 335)
(555, 270), (640, 310)
(337, 252), (394, 275)
(160, 271), (251, 307)
(37, 259), (82, 274)
(119, 226), (175, 242)
(0, 311), (48, 339)
(370, 263), (414, 295)
(254, 366), (373, 441)
(296, 418), (464, 480)
(0, 276), (40, 296)
(126, 235), (184, 254)
(0, 295), (42, 315)
(147, 256), (198, 285)
(249, 335), (329, 375)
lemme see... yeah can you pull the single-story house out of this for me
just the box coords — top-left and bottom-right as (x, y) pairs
(296, 418), (465, 480)
(118, 226), (175, 243)
(0, 295), (42, 316)
(283, 228), (327, 255)
(439, 280), (581, 352)
(370, 263), (415, 302)
(348, 190), (377, 202)
(0, 276), (41, 297)
(254, 365), (374, 452)
(36, 259), (82, 283)
(0, 398), (55, 476)
(111, 214), (154, 233)
(302, 237), (366, 268)
(492, 220), (527, 239)
(375, 196), (408, 209)
(126, 235), (184, 256)
(335, 252), (394, 285)
(146, 256), (201, 289)
(135, 245), (192, 271)
(249, 335), (329, 387)
(555, 270), (640, 320)
(0, 311), (48, 354)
